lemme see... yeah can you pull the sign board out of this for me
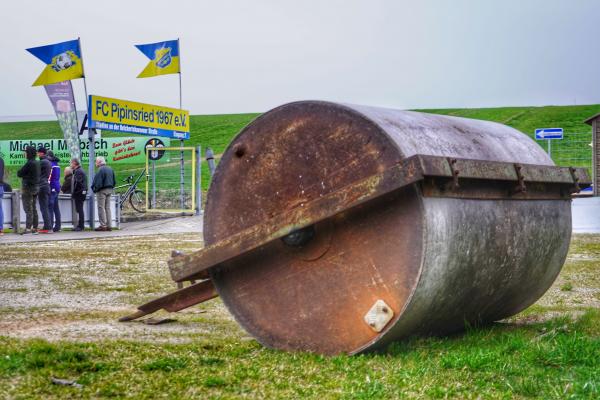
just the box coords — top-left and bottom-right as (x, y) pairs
(535, 128), (563, 140)
(146, 138), (166, 161)
(88, 95), (190, 140)
(0, 137), (170, 166)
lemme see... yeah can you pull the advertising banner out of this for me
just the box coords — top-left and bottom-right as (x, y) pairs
(88, 95), (190, 140)
(0, 137), (170, 166)
(44, 81), (81, 160)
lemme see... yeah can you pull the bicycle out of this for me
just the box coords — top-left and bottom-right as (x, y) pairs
(115, 169), (146, 213)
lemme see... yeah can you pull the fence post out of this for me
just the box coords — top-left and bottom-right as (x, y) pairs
(206, 147), (216, 177)
(151, 160), (156, 209)
(586, 118), (600, 196)
(179, 141), (185, 210)
(88, 128), (96, 230)
(195, 145), (202, 215)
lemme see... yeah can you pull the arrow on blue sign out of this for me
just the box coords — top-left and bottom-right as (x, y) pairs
(535, 128), (563, 140)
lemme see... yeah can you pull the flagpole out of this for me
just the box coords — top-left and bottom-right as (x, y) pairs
(178, 38), (183, 110)
(178, 38), (185, 211)
(78, 37), (95, 230)
(79, 37), (89, 103)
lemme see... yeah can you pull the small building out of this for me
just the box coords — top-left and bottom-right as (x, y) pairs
(584, 113), (600, 196)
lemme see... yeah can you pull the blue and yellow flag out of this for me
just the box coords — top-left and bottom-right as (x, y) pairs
(135, 40), (180, 78)
(26, 39), (84, 87)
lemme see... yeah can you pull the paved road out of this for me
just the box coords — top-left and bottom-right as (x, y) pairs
(0, 215), (203, 244)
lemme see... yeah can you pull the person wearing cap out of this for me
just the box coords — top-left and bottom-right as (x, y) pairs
(37, 146), (52, 234)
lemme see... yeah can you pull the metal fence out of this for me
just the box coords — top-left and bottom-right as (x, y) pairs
(145, 146), (199, 213)
(1, 191), (119, 231)
(535, 132), (592, 173)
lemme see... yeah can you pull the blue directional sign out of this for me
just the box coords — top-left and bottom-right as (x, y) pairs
(535, 128), (563, 140)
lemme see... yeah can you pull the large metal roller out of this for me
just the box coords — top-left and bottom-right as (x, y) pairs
(121, 101), (590, 355)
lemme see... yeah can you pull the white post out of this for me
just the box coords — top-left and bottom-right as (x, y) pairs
(195, 145), (201, 215)
(152, 160), (156, 209)
(178, 38), (185, 211)
(78, 37), (95, 229)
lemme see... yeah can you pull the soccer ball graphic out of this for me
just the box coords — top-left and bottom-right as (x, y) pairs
(51, 52), (76, 72)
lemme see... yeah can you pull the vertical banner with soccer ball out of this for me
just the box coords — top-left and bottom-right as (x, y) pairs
(44, 81), (81, 161)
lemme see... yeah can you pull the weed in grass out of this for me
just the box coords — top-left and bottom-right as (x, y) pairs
(203, 376), (227, 388)
(561, 282), (574, 291)
(142, 357), (188, 372)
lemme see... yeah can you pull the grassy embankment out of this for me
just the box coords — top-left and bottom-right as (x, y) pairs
(0, 104), (597, 196)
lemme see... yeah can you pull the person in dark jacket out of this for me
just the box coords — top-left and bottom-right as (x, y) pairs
(47, 150), (62, 232)
(17, 146), (40, 234)
(37, 147), (52, 233)
(61, 167), (72, 194)
(91, 156), (116, 231)
(70, 158), (87, 231)
(0, 154), (4, 236)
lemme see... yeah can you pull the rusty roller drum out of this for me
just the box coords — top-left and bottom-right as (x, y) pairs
(202, 101), (571, 354)
(121, 101), (588, 354)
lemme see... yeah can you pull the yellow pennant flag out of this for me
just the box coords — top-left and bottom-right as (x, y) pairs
(26, 39), (84, 87)
(135, 40), (180, 78)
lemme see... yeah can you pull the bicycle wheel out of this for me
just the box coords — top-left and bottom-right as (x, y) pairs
(129, 189), (146, 213)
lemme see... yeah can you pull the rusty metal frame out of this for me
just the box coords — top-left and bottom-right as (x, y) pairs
(168, 155), (590, 283)
(119, 279), (217, 322)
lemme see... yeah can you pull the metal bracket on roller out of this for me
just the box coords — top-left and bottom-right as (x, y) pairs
(119, 154), (591, 322)
(569, 167), (581, 193)
(119, 279), (218, 322)
(445, 158), (460, 191)
(512, 164), (527, 195)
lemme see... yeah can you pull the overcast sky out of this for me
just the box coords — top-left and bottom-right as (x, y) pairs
(1, 0), (599, 117)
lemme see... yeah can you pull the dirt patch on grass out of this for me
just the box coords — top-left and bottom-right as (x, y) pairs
(0, 234), (246, 342)
(0, 304), (244, 344)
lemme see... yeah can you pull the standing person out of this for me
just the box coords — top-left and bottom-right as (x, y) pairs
(61, 167), (72, 194)
(70, 158), (87, 231)
(37, 147), (52, 234)
(91, 156), (116, 231)
(0, 153), (4, 236)
(47, 150), (62, 232)
(17, 146), (40, 234)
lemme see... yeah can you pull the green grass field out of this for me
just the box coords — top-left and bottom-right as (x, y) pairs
(1, 312), (599, 399)
(0, 233), (598, 399)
